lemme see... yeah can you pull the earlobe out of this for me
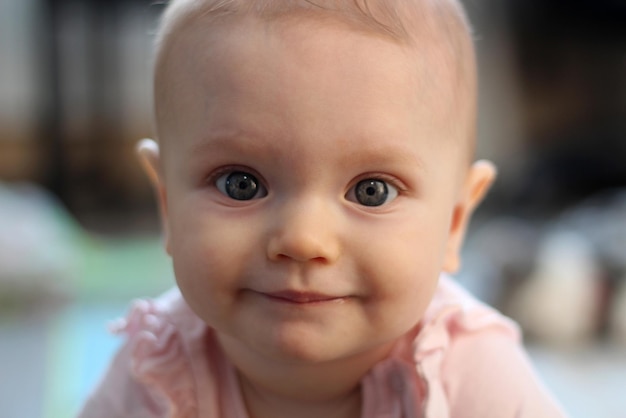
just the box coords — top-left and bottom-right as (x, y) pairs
(137, 138), (172, 255)
(443, 160), (497, 274)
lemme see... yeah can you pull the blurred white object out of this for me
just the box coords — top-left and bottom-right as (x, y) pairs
(0, 182), (78, 312)
(510, 230), (600, 347)
(559, 190), (626, 273)
(556, 189), (626, 347)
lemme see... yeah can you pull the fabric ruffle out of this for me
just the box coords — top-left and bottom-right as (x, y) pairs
(110, 292), (200, 418)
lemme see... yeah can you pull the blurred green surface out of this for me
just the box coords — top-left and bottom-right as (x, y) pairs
(76, 234), (173, 300)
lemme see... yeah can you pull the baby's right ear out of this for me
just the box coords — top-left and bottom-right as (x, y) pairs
(137, 138), (171, 255)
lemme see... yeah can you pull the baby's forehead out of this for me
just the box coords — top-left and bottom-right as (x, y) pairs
(155, 0), (477, 158)
(156, 0), (475, 101)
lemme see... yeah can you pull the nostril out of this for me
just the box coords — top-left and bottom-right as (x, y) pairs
(274, 253), (291, 262)
(271, 253), (329, 264)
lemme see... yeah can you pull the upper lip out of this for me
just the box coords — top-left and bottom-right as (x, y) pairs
(262, 290), (343, 303)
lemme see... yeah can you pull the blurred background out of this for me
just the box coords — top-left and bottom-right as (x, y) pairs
(0, 0), (625, 416)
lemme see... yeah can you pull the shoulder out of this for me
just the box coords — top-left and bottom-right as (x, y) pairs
(414, 275), (567, 418)
(442, 329), (567, 418)
(77, 340), (170, 418)
(79, 289), (210, 418)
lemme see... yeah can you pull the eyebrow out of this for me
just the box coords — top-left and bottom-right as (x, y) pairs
(345, 141), (426, 171)
(188, 130), (427, 172)
(189, 130), (281, 157)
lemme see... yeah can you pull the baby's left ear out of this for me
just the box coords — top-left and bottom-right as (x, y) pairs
(443, 160), (497, 274)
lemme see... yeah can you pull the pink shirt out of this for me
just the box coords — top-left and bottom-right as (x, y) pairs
(78, 276), (567, 418)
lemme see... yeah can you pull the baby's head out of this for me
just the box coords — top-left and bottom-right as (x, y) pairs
(140, 0), (495, 366)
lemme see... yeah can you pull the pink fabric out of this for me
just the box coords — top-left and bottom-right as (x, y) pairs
(78, 276), (567, 418)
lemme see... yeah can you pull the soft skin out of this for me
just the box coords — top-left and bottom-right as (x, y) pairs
(139, 15), (495, 418)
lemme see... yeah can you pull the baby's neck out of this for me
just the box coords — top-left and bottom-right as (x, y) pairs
(217, 334), (396, 418)
(239, 376), (362, 418)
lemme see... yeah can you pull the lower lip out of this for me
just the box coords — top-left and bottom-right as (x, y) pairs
(257, 292), (347, 305)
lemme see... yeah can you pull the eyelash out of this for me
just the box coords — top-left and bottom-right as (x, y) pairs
(206, 166), (265, 186)
(349, 174), (406, 193)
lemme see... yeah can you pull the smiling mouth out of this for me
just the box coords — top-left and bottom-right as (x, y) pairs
(260, 290), (346, 304)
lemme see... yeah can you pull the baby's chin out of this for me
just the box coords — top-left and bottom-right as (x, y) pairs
(228, 324), (397, 371)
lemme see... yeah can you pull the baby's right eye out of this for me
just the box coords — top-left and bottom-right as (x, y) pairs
(215, 171), (268, 200)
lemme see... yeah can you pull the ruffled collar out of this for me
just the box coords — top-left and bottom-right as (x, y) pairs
(111, 276), (518, 418)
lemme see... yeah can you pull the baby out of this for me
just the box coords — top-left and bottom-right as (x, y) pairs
(79, 0), (567, 417)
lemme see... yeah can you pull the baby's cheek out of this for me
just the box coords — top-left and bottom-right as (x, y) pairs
(356, 235), (440, 321)
(168, 222), (228, 293)
(171, 245), (235, 328)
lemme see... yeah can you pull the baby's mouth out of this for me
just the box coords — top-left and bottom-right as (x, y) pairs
(260, 290), (345, 304)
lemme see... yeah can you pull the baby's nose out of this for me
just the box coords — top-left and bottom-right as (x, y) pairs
(266, 197), (341, 264)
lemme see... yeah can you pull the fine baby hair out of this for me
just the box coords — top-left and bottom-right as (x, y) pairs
(79, 1), (567, 417)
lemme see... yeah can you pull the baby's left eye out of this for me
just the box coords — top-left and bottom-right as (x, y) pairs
(346, 179), (398, 207)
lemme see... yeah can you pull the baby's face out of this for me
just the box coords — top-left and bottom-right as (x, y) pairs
(155, 16), (476, 364)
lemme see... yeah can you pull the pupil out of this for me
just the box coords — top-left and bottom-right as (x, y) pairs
(226, 172), (258, 200)
(355, 179), (388, 207)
